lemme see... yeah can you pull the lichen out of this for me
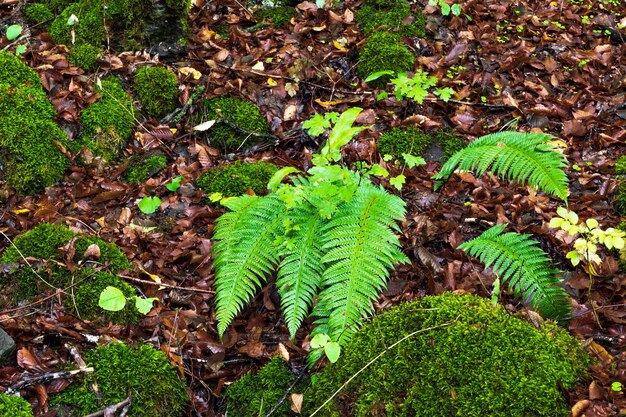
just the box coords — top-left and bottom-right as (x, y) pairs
(304, 293), (590, 417)
(77, 77), (136, 161)
(0, 394), (34, 417)
(124, 153), (168, 183)
(52, 343), (188, 417)
(68, 43), (102, 72)
(224, 356), (303, 417)
(253, 6), (297, 28)
(23, 3), (54, 27)
(133, 66), (179, 119)
(0, 51), (69, 195)
(357, 32), (415, 84)
(615, 155), (626, 175)
(193, 96), (270, 152)
(196, 160), (278, 198)
(378, 126), (433, 159)
(355, 0), (424, 38)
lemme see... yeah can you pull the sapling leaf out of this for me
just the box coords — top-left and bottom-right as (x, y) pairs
(364, 70), (395, 82)
(324, 342), (341, 363)
(268, 167), (300, 191)
(451, 3), (462, 15)
(6, 25), (22, 41)
(135, 297), (158, 314)
(166, 176), (184, 192)
(390, 175), (406, 190)
(402, 153), (426, 168)
(99, 286), (127, 311)
(15, 45), (26, 55)
(138, 196), (162, 214)
(310, 333), (331, 349)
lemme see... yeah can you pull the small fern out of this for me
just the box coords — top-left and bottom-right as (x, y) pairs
(458, 223), (571, 320)
(433, 131), (569, 201)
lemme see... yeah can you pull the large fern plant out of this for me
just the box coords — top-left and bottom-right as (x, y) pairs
(212, 108), (409, 355)
(433, 131), (569, 201)
(458, 223), (571, 320)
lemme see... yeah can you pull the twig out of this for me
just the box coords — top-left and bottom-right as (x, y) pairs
(264, 366), (307, 417)
(81, 395), (132, 417)
(309, 316), (460, 416)
(160, 85), (206, 126)
(6, 368), (94, 394)
(118, 274), (214, 294)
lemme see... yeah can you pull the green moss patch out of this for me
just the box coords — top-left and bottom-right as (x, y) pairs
(357, 32), (415, 84)
(305, 293), (590, 417)
(0, 394), (34, 417)
(253, 6), (297, 28)
(52, 343), (187, 417)
(615, 155), (626, 175)
(194, 96), (270, 152)
(224, 356), (304, 417)
(77, 77), (136, 161)
(615, 182), (626, 216)
(133, 67), (178, 119)
(196, 160), (278, 198)
(23, 3), (54, 27)
(437, 131), (466, 161)
(0, 51), (69, 195)
(378, 126), (433, 159)
(124, 153), (168, 183)
(355, 0), (424, 37)
(68, 43), (102, 72)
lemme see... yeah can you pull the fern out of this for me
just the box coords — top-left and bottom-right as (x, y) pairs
(433, 131), (569, 201)
(458, 223), (571, 320)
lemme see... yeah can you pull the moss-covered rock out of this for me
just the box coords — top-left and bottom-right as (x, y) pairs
(77, 77), (136, 161)
(355, 0), (424, 37)
(357, 32), (415, 84)
(0, 394), (34, 417)
(304, 293), (590, 417)
(437, 131), (466, 161)
(253, 6), (296, 28)
(50, 0), (106, 47)
(224, 356), (304, 417)
(196, 160), (278, 198)
(68, 43), (102, 72)
(23, 3), (54, 27)
(615, 182), (626, 216)
(0, 51), (70, 195)
(52, 342), (187, 417)
(194, 96), (271, 152)
(378, 126), (433, 159)
(133, 66), (178, 119)
(42, 0), (74, 14)
(615, 155), (626, 175)
(124, 153), (168, 183)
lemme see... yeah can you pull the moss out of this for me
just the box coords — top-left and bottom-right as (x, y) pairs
(42, 0), (74, 14)
(50, 0), (106, 48)
(224, 356), (303, 417)
(0, 394), (34, 417)
(74, 235), (132, 271)
(68, 43), (102, 72)
(0, 51), (69, 194)
(0, 223), (75, 264)
(133, 67), (179, 119)
(194, 96), (270, 152)
(378, 126), (433, 159)
(23, 3), (54, 27)
(67, 270), (139, 324)
(124, 153), (168, 183)
(615, 182), (626, 216)
(253, 6), (297, 28)
(77, 77), (136, 160)
(357, 32), (415, 84)
(356, 3), (424, 37)
(304, 293), (590, 417)
(615, 155), (626, 175)
(196, 160), (278, 198)
(436, 132), (466, 161)
(52, 342), (188, 417)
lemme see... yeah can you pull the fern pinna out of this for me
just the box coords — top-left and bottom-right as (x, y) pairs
(458, 223), (571, 320)
(433, 131), (569, 201)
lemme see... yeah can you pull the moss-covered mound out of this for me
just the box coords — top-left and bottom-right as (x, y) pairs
(76, 77), (136, 161)
(0, 51), (70, 195)
(0, 394), (34, 417)
(253, 6), (297, 28)
(304, 293), (590, 417)
(615, 182), (626, 216)
(52, 343), (188, 417)
(356, 0), (424, 37)
(124, 153), (168, 183)
(437, 131), (466, 161)
(23, 3), (54, 26)
(224, 356), (304, 417)
(68, 43), (102, 72)
(615, 155), (626, 175)
(0, 223), (137, 323)
(195, 96), (271, 152)
(196, 160), (278, 198)
(133, 67), (179, 119)
(378, 126), (433, 159)
(357, 32), (415, 84)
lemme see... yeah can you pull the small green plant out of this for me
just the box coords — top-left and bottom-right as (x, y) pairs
(212, 108), (408, 359)
(166, 175), (184, 192)
(99, 285), (158, 314)
(612, 381), (623, 392)
(433, 131), (569, 202)
(366, 70), (455, 103)
(310, 333), (341, 363)
(5, 24), (26, 54)
(428, 0), (461, 16)
(0, 394), (33, 417)
(138, 196), (162, 214)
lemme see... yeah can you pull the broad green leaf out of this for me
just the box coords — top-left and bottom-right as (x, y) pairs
(320, 108), (368, 163)
(402, 153), (426, 168)
(67, 14), (79, 25)
(268, 167), (301, 191)
(135, 297), (158, 314)
(99, 286), (126, 311)
(166, 176), (184, 192)
(138, 196), (162, 214)
(368, 164), (389, 177)
(324, 341), (341, 363)
(556, 206), (569, 219)
(390, 175), (406, 191)
(364, 70), (395, 82)
(434, 87), (455, 102)
(441, 2), (451, 15)
(15, 44), (26, 55)
(451, 3), (462, 15)
(310, 333), (331, 349)
(209, 192), (223, 202)
(303, 113), (330, 137)
(382, 154), (394, 162)
(6, 25), (22, 41)
(376, 91), (389, 101)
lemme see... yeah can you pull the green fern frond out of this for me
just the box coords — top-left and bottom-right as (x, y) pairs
(312, 181), (410, 345)
(213, 194), (287, 337)
(276, 202), (327, 339)
(433, 131), (569, 201)
(458, 223), (571, 320)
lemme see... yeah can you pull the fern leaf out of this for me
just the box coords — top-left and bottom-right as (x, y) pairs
(433, 131), (569, 201)
(458, 223), (571, 320)
(312, 181), (410, 345)
(276, 202), (327, 339)
(213, 194), (287, 337)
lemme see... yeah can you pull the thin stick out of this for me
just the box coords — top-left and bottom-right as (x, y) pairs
(81, 395), (132, 417)
(6, 368), (94, 394)
(264, 366), (307, 417)
(309, 317), (460, 416)
(118, 274), (214, 294)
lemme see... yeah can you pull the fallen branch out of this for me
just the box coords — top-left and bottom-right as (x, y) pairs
(81, 395), (132, 417)
(6, 368), (94, 394)
(119, 274), (214, 294)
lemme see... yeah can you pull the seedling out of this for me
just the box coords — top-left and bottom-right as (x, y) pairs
(98, 286), (158, 314)
(138, 196), (162, 214)
(310, 333), (341, 363)
(166, 175), (184, 192)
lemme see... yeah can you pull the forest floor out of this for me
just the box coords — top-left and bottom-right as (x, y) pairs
(1, 0), (626, 416)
